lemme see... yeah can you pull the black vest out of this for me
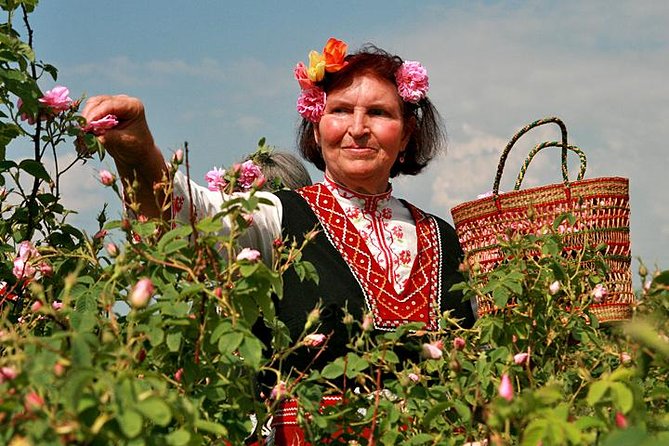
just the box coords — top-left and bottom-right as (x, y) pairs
(265, 189), (475, 374)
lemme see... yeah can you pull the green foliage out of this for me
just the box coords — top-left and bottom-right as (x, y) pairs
(1, 2), (669, 445)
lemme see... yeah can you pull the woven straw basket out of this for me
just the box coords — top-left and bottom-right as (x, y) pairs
(450, 117), (633, 323)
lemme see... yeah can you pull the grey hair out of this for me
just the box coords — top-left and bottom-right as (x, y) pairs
(246, 150), (313, 191)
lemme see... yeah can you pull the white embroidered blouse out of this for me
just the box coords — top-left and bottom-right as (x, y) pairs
(172, 172), (419, 295)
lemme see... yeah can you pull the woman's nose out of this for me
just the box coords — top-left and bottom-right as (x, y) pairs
(348, 110), (369, 138)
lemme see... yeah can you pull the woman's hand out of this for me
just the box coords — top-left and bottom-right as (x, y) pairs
(82, 95), (168, 219)
(81, 95), (163, 170)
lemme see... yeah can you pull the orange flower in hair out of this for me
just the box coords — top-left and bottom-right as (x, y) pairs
(323, 37), (348, 72)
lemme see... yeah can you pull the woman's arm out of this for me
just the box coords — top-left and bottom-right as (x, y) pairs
(81, 95), (168, 219)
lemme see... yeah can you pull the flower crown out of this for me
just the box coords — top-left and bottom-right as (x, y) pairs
(294, 38), (429, 123)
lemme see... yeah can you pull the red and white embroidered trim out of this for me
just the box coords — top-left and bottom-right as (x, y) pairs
(298, 184), (442, 331)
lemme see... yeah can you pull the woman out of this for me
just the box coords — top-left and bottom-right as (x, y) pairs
(82, 38), (475, 444)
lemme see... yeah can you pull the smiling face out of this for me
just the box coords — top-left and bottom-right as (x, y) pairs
(314, 74), (411, 195)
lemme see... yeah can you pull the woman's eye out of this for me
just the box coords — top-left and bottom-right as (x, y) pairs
(369, 108), (387, 116)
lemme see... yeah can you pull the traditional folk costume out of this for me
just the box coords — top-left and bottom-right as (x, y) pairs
(172, 173), (475, 445)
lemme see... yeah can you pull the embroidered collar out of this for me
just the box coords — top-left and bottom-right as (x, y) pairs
(323, 175), (392, 213)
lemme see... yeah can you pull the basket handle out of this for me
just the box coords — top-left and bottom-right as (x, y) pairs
(514, 141), (587, 190)
(493, 117), (569, 195)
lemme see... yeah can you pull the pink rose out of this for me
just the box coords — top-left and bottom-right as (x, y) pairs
(498, 374), (514, 401)
(83, 114), (118, 136)
(591, 284), (608, 303)
(31, 300), (43, 312)
(395, 61), (429, 103)
(236, 248), (261, 262)
(130, 278), (154, 309)
(38, 85), (73, 112)
(172, 149), (184, 165)
(238, 160), (264, 190)
(421, 340), (444, 360)
(549, 281), (561, 295)
(407, 372), (420, 383)
(296, 87), (326, 123)
(0, 366), (18, 383)
(270, 381), (287, 400)
(615, 411), (628, 429)
(24, 391), (45, 412)
(513, 352), (529, 365)
(175, 368), (184, 382)
(52, 301), (63, 311)
(205, 167), (227, 191)
(294, 62), (313, 89)
(106, 243), (119, 257)
(453, 337), (466, 351)
(13, 258), (36, 280)
(361, 314), (374, 332)
(99, 169), (115, 186)
(303, 333), (326, 348)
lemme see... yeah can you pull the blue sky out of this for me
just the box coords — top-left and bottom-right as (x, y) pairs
(20, 0), (669, 272)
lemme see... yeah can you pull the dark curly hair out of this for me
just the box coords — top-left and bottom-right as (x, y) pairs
(296, 44), (446, 178)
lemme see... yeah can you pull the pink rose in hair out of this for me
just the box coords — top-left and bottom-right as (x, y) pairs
(297, 87), (326, 122)
(205, 167), (227, 191)
(294, 62), (313, 90)
(38, 86), (73, 112)
(238, 160), (264, 190)
(83, 114), (118, 136)
(395, 61), (429, 103)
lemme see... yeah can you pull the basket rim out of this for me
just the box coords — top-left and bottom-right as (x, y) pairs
(451, 176), (629, 216)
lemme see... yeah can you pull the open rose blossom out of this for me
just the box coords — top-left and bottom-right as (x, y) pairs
(205, 167), (227, 191)
(591, 284), (608, 303)
(303, 333), (326, 348)
(130, 278), (154, 309)
(237, 160), (264, 190)
(38, 86), (73, 112)
(323, 37), (348, 72)
(83, 114), (118, 135)
(499, 373), (514, 401)
(421, 340), (444, 360)
(236, 248), (261, 262)
(307, 50), (326, 82)
(12, 241), (39, 280)
(296, 87), (326, 122)
(549, 280), (561, 295)
(395, 61), (429, 103)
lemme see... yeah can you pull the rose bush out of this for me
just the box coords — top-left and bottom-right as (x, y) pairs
(2, 2), (669, 445)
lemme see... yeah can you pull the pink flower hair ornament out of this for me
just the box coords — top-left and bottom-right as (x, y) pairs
(395, 61), (429, 104)
(294, 38), (430, 122)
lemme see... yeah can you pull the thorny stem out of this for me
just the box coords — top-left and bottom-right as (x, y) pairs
(22, 5), (42, 239)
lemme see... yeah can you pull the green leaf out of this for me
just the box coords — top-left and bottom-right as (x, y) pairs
(610, 382), (634, 413)
(165, 429), (191, 446)
(19, 158), (51, 181)
(119, 409), (144, 439)
(217, 331), (244, 354)
(493, 285), (511, 308)
(166, 331), (182, 352)
(422, 401), (450, 429)
(238, 336), (264, 370)
(321, 358), (345, 379)
(587, 380), (610, 406)
(136, 397), (172, 427)
(195, 419), (227, 436)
